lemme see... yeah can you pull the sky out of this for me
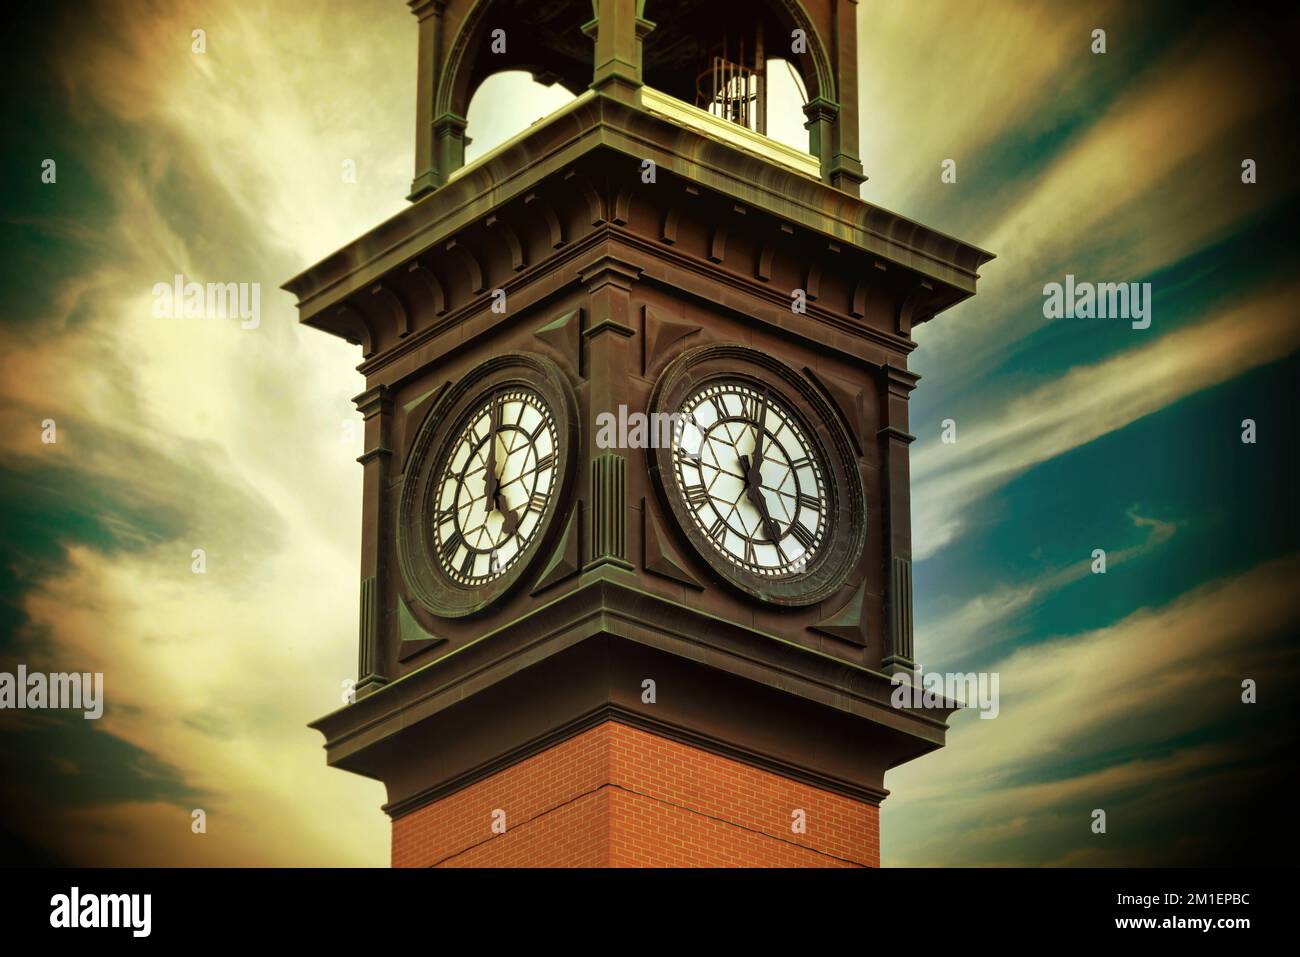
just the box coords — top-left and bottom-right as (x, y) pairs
(1, 0), (1297, 866)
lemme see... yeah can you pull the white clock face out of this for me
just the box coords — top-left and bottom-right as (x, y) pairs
(432, 388), (558, 585)
(672, 380), (827, 577)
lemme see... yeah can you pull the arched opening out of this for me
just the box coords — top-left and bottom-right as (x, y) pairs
(642, 0), (826, 154)
(442, 0), (591, 121)
(764, 58), (811, 155)
(463, 71), (578, 165)
(416, 0), (836, 193)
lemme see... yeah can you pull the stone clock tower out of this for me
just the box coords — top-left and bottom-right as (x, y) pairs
(286, 0), (991, 867)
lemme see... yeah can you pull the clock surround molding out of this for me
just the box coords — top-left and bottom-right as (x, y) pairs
(396, 351), (579, 618)
(647, 343), (866, 608)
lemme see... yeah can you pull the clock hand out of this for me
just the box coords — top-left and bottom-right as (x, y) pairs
(751, 387), (769, 474)
(739, 453), (782, 543)
(492, 427), (524, 535)
(482, 397), (524, 538)
(496, 489), (521, 536)
(484, 396), (500, 505)
(745, 482), (782, 545)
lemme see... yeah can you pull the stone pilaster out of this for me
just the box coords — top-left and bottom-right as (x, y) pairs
(580, 255), (640, 573)
(354, 384), (394, 694)
(877, 363), (918, 675)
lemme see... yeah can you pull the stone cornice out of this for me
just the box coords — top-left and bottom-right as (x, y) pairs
(309, 575), (953, 809)
(282, 92), (993, 337)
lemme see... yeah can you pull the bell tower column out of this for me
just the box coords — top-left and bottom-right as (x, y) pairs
(829, 0), (866, 192)
(584, 0), (654, 103)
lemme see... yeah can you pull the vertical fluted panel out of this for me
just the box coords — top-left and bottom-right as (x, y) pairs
(889, 557), (914, 665)
(590, 452), (626, 563)
(358, 576), (378, 680)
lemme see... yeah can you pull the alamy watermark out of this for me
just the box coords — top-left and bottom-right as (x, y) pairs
(50, 887), (150, 937)
(0, 666), (103, 719)
(890, 666), (1000, 719)
(152, 273), (260, 329)
(1043, 274), (1151, 330)
(595, 404), (702, 458)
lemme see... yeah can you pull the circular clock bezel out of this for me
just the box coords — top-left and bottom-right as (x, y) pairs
(647, 345), (865, 607)
(397, 352), (578, 618)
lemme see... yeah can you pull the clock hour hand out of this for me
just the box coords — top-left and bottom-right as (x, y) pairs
(496, 494), (521, 536)
(739, 453), (782, 543)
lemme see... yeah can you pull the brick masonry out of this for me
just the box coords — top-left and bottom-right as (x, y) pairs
(391, 720), (880, 867)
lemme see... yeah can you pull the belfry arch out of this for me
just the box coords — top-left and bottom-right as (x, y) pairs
(409, 0), (863, 199)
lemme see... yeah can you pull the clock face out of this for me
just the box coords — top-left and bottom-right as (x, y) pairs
(432, 388), (558, 585)
(673, 381), (827, 577)
(649, 346), (865, 607)
(397, 352), (577, 618)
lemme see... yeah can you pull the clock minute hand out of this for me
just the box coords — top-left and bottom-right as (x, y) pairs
(484, 399), (522, 535)
(739, 453), (782, 543)
(751, 388), (769, 474)
(742, 390), (777, 543)
(484, 397), (500, 504)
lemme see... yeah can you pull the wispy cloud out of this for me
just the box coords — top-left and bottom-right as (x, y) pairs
(887, 552), (1300, 866)
(0, 0), (423, 864)
(859, 0), (1132, 223)
(922, 507), (1178, 666)
(910, 283), (1300, 558)
(900, 11), (1295, 380)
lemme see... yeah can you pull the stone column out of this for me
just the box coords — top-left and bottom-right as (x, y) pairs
(803, 97), (839, 185)
(583, 0), (653, 104)
(433, 113), (468, 187)
(408, 0), (446, 200)
(829, 0), (866, 193)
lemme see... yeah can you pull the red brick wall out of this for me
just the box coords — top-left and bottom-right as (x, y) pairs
(391, 720), (880, 867)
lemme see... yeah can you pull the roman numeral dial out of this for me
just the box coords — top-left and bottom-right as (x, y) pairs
(432, 387), (559, 586)
(670, 380), (827, 578)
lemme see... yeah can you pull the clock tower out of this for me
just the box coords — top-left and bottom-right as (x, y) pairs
(286, 0), (992, 867)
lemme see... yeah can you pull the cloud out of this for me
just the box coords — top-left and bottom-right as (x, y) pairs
(858, 0), (1132, 222)
(910, 282), (1300, 558)
(886, 552), (1300, 866)
(921, 507), (1178, 665)
(0, 0), (423, 864)
(54, 0), (415, 266)
(899, 9), (1295, 379)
